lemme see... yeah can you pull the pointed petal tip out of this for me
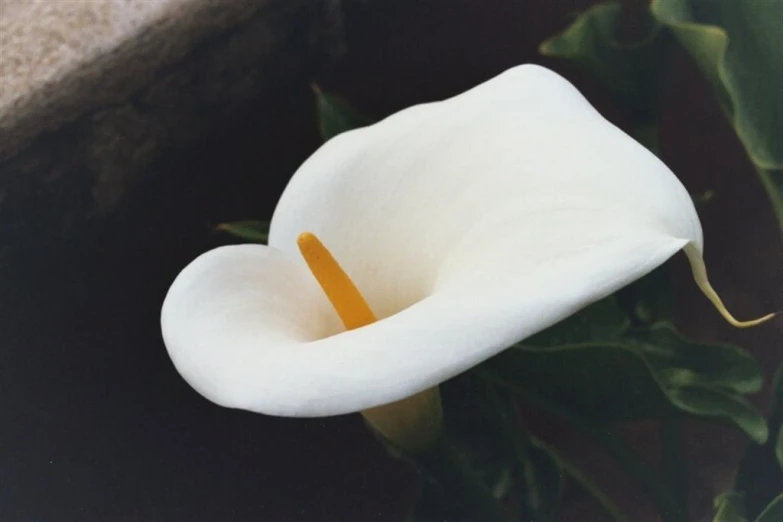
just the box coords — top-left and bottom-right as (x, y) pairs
(714, 307), (777, 329)
(684, 245), (778, 329)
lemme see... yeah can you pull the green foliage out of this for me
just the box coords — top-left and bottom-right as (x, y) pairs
(213, 220), (269, 243)
(777, 429), (783, 472)
(755, 494), (783, 522)
(483, 295), (766, 442)
(418, 379), (566, 522)
(407, 378), (626, 522)
(713, 492), (748, 522)
(404, 435), (513, 522)
(228, 59), (780, 520)
(524, 294), (628, 346)
(521, 439), (564, 521)
(712, 492), (783, 522)
(540, 1), (670, 150)
(312, 84), (374, 142)
(617, 264), (676, 325)
(650, 0), (783, 229)
(529, 437), (627, 522)
(430, 263), (767, 520)
(734, 364), (783, 518)
(474, 271), (764, 520)
(542, 0), (783, 229)
(539, 5), (783, 510)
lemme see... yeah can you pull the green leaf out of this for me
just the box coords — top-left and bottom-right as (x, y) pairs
(540, 1), (671, 151)
(312, 84), (374, 142)
(714, 491), (748, 522)
(755, 494), (783, 522)
(213, 220), (269, 243)
(634, 323), (762, 395)
(664, 386), (766, 444)
(651, 0), (783, 229)
(483, 322), (766, 442)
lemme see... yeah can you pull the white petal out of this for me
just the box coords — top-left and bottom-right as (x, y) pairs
(162, 233), (685, 416)
(161, 245), (341, 409)
(269, 64), (701, 318)
(164, 64), (704, 417)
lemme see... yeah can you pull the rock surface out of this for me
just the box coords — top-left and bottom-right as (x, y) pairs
(0, 0), (342, 249)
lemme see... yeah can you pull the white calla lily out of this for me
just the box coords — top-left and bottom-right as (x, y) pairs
(161, 64), (772, 441)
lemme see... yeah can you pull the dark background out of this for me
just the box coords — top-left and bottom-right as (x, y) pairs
(4, 1), (781, 520)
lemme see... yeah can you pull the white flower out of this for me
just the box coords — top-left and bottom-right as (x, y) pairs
(161, 65), (771, 446)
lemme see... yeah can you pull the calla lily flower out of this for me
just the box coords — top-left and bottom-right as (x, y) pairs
(161, 64), (772, 450)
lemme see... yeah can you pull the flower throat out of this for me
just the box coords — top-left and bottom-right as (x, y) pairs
(296, 232), (442, 453)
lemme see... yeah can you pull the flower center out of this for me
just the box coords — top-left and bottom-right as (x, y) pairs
(296, 232), (376, 330)
(296, 231), (442, 453)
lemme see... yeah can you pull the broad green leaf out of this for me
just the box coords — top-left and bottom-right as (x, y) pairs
(634, 323), (762, 395)
(540, 1), (670, 151)
(651, 0), (783, 229)
(664, 386), (766, 444)
(312, 85), (374, 142)
(714, 491), (748, 522)
(213, 220), (269, 243)
(755, 494), (783, 522)
(483, 322), (766, 442)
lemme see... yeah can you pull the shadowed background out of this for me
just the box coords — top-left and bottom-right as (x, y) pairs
(2, 1), (781, 520)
